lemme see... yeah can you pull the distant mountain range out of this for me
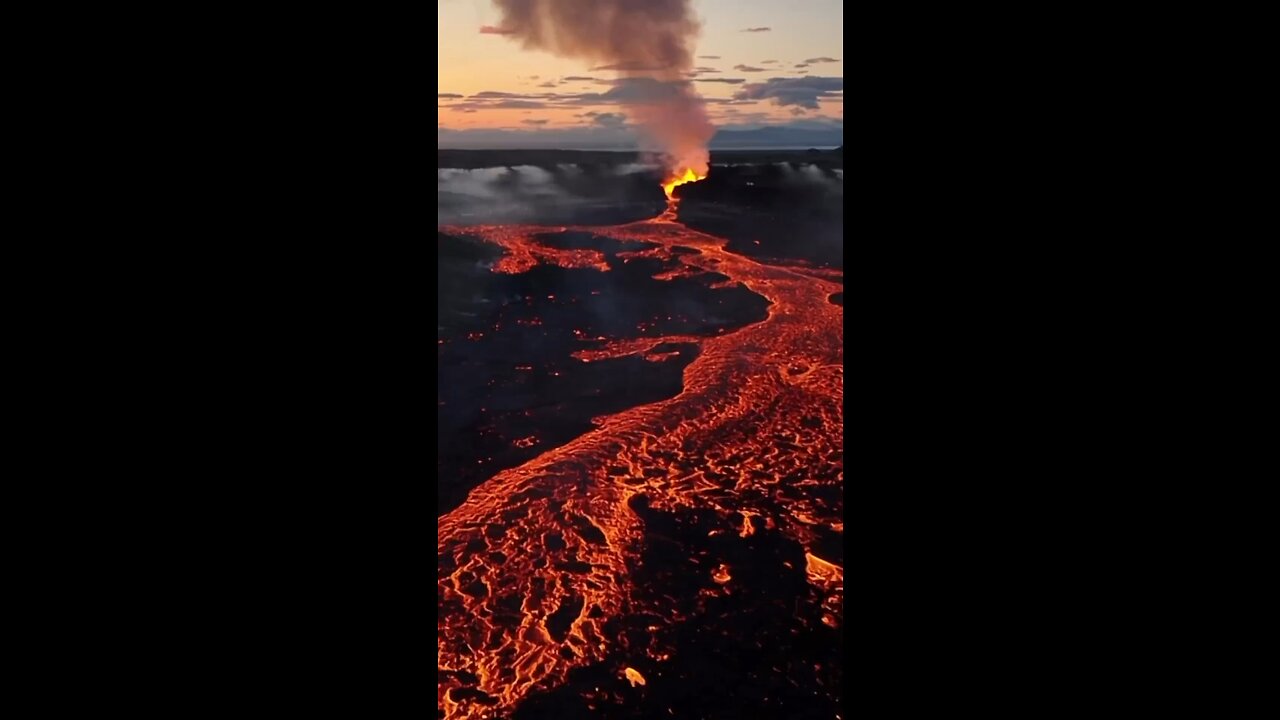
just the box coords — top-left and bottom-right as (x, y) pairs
(438, 124), (843, 151)
(709, 127), (843, 149)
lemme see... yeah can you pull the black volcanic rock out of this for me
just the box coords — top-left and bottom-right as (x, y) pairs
(435, 236), (771, 517)
(674, 164), (844, 269)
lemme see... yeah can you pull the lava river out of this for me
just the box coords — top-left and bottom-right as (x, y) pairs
(438, 207), (844, 719)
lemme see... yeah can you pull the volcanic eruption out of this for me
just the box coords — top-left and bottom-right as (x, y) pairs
(439, 5), (843, 719)
(486, 0), (713, 199)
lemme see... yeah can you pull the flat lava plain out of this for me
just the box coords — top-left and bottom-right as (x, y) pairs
(438, 148), (843, 720)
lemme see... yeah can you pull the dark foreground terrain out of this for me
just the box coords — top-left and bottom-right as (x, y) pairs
(438, 149), (843, 720)
(439, 147), (843, 268)
(437, 231), (771, 516)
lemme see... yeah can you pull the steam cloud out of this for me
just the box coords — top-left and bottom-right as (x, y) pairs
(487, 0), (715, 179)
(438, 163), (666, 225)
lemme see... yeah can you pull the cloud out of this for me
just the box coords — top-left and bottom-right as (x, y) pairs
(693, 66), (720, 73)
(478, 25), (514, 35)
(596, 77), (691, 103)
(734, 64), (766, 72)
(804, 57), (839, 63)
(590, 61), (671, 72)
(699, 55), (721, 59)
(794, 63), (809, 68)
(438, 93), (463, 99)
(761, 60), (778, 64)
(563, 76), (596, 82)
(733, 76), (844, 109)
(452, 95), (549, 110)
(694, 78), (746, 84)
(456, 79), (689, 110)
(488, 100), (546, 109)
(438, 126), (637, 150)
(437, 119), (836, 150)
(742, 27), (771, 33)
(522, 119), (549, 125)
(592, 112), (626, 128)
(446, 77), (743, 114)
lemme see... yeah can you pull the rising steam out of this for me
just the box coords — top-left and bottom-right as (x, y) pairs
(488, 0), (714, 193)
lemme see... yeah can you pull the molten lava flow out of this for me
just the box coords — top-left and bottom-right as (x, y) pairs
(657, 168), (706, 223)
(437, 206), (843, 719)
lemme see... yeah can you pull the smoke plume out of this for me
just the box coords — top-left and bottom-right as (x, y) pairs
(488, 0), (715, 180)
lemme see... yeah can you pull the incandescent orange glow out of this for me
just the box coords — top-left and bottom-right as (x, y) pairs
(624, 667), (647, 687)
(804, 553), (843, 589)
(437, 203), (843, 719)
(661, 167), (705, 199)
(712, 563), (732, 584)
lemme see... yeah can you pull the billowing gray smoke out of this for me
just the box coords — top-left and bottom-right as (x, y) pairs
(488, 0), (714, 182)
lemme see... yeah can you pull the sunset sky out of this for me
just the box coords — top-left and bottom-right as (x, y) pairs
(438, 0), (843, 147)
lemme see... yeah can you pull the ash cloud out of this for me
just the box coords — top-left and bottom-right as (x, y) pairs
(478, 25), (515, 34)
(742, 27), (771, 33)
(486, 0), (715, 178)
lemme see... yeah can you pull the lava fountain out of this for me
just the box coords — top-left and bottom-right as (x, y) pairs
(656, 166), (706, 221)
(661, 167), (705, 200)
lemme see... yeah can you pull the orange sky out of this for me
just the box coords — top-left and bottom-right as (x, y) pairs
(438, 0), (843, 133)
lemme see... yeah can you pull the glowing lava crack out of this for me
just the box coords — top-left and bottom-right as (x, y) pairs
(438, 204), (843, 719)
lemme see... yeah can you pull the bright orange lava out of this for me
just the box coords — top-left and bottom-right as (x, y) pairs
(438, 203), (843, 719)
(661, 167), (704, 199)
